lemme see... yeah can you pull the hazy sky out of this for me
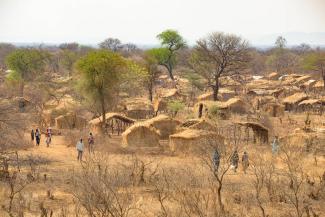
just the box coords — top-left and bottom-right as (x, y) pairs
(0, 0), (325, 45)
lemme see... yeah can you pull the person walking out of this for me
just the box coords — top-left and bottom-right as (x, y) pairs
(231, 150), (239, 173)
(46, 127), (52, 147)
(242, 151), (249, 174)
(35, 129), (41, 146)
(31, 129), (34, 142)
(87, 132), (94, 154)
(272, 136), (279, 155)
(76, 138), (84, 161)
(213, 148), (220, 173)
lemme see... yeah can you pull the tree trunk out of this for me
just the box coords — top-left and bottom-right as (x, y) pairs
(19, 81), (24, 97)
(322, 74), (325, 91)
(148, 84), (153, 102)
(217, 181), (224, 213)
(212, 77), (220, 101)
(100, 93), (106, 131)
(167, 63), (174, 81)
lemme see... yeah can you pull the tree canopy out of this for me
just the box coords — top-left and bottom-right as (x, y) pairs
(155, 29), (186, 80)
(5, 49), (48, 96)
(75, 50), (126, 128)
(192, 32), (249, 100)
(98, 38), (123, 52)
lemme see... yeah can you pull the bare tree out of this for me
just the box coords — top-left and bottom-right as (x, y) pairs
(99, 38), (123, 52)
(250, 153), (276, 217)
(191, 32), (249, 100)
(71, 156), (139, 217)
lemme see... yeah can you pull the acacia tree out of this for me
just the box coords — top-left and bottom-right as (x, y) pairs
(99, 38), (123, 52)
(303, 51), (325, 89)
(75, 50), (126, 129)
(153, 29), (186, 80)
(5, 49), (47, 97)
(191, 32), (249, 100)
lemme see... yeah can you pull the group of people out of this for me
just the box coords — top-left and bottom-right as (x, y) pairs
(76, 132), (95, 161)
(213, 149), (250, 174)
(212, 136), (280, 175)
(31, 127), (52, 147)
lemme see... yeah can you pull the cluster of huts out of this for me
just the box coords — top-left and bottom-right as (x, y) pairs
(38, 70), (324, 153)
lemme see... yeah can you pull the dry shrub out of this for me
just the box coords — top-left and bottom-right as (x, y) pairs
(70, 155), (139, 217)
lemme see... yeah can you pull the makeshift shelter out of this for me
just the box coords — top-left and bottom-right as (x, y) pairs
(154, 88), (186, 114)
(282, 92), (308, 111)
(122, 123), (160, 147)
(294, 75), (312, 85)
(189, 119), (218, 132)
(312, 80), (325, 91)
(297, 99), (323, 113)
(247, 89), (270, 97)
(143, 115), (180, 139)
(300, 80), (317, 89)
(269, 89), (284, 98)
(89, 112), (135, 134)
(169, 129), (224, 154)
(122, 98), (154, 119)
(249, 96), (281, 117)
(180, 119), (201, 128)
(194, 98), (250, 119)
(55, 113), (87, 129)
(235, 121), (269, 144)
(197, 88), (236, 101)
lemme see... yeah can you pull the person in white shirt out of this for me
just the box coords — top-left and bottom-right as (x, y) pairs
(76, 138), (84, 161)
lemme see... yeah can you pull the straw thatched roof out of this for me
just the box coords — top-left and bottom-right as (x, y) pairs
(194, 98), (250, 116)
(197, 88), (236, 101)
(88, 112), (135, 126)
(169, 129), (224, 154)
(313, 81), (324, 89)
(55, 113), (87, 129)
(122, 123), (160, 147)
(283, 92), (308, 105)
(189, 119), (218, 132)
(180, 119), (200, 127)
(298, 99), (321, 106)
(294, 75), (312, 84)
(142, 115), (180, 139)
(235, 121), (268, 132)
(301, 79), (317, 88)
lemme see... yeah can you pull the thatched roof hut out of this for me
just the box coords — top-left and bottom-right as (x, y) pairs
(312, 80), (324, 90)
(153, 89), (185, 114)
(294, 75), (312, 85)
(122, 123), (160, 147)
(142, 115), (180, 139)
(196, 88), (236, 102)
(180, 119), (201, 127)
(189, 119), (218, 132)
(282, 92), (308, 111)
(55, 113), (87, 129)
(122, 98), (154, 119)
(89, 112), (135, 134)
(235, 121), (269, 144)
(169, 129), (224, 154)
(194, 98), (250, 119)
(300, 79), (317, 89)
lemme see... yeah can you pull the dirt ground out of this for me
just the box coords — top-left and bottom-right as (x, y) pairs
(1, 126), (323, 217)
